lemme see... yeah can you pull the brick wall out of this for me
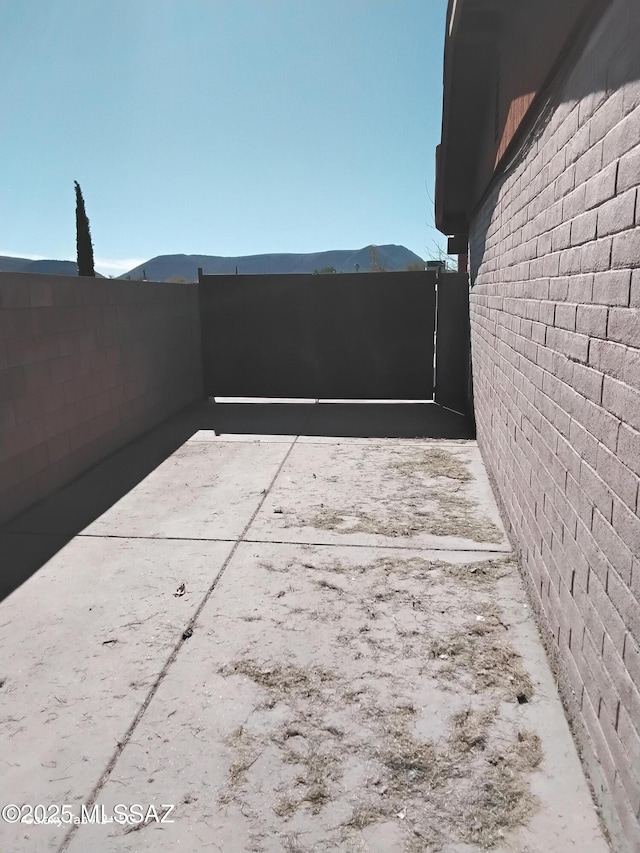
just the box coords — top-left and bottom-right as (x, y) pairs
(469, 0), (640, 849)
(0, 272), (203, 526)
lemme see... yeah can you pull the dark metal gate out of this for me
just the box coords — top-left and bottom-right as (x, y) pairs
(199, 270), (437, 400)
(434, 271), (472, 415)
(198, 269), (470, 410)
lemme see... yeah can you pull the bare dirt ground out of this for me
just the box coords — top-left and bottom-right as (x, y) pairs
(0, 425), (609, 853)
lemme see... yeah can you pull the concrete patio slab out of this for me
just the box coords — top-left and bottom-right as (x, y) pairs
(2, 412), (203, 539)
(0, 532), (71, 600)
(62, 542), (606, 853)
(247, 441), (511, 553)
(80, 439), (291, 540)
(0, 536), (233, 852)
(0, 405), (609, 853)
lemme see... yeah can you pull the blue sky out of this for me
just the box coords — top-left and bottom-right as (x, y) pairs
(0, 0), (448, 276)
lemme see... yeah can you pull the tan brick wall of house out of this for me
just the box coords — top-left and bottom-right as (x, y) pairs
(0, 273), (203, 526)
(469, 1), (640, 848)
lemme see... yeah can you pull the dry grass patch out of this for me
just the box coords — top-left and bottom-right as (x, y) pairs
(381, 717), (452, 796)
(280, 834), (307, 852)
(305, 500), (503, 543)
(449, 706), (498, 754)
(302, 557), (350, 574)
(315, 578), (345, 594)
(391, 448), (472, 482)
(284, 440), (504, 546)
(221, 659), (335, 702)
(499, 729), (543, 772)
(311, 554), (510, 587)
(459, 732), (542, 848)
(341, 701), (452, 798)
(442, 556), (514, 587)
(431, 620), (534, 702)
(223, 725), (263, 788)
(215, 543), (544, 851)
(218, 660), (543, 851)
(345, 804), (393, 830)
(339, 706), (542, 851)
(370, 555), (433, 576)
(281, 745), (341, 815)
(430, 492), (504, 543)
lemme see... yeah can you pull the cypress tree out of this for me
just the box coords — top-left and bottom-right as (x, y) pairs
(74, 181), (96, 277)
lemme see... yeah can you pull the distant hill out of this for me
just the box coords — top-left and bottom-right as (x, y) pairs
(120, 245), (425, 281)
(0, 245), (425, 282)
(0, 255), (34, 272)
(0, 256), (104, 277)
(21, 259), (79, 276)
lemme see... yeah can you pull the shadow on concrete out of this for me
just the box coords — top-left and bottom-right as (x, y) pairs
(0, 400), (474, 601)
(203, 400), (474, 440)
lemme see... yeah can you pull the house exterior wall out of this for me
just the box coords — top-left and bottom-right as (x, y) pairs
(0, 273), (203, 526)
(469, 0), (640, 848)
(494, 0), (593, 166)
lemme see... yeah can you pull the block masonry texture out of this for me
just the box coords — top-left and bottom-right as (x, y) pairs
(469, 1), (640, 849)
(0, 273), (203, 525)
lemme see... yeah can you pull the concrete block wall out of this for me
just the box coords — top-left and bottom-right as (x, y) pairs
(0, 272), (203, 526)
(469, 1), (640, 849)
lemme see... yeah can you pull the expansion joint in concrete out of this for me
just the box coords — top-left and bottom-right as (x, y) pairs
(57, 436), (300, 853)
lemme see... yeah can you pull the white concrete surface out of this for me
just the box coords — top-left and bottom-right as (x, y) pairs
(0, 409), (610, 853)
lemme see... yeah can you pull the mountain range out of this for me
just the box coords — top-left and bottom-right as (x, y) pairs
(0, 257), (105, 277)
(0, 245), (425, 282)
